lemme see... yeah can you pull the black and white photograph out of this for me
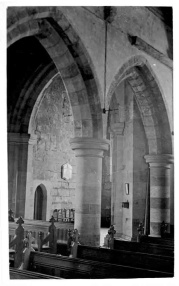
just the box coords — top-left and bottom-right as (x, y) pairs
(0, 1), (177, 284)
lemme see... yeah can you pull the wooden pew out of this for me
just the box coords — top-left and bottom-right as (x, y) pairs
(9, 225), (63, 279)
(12, 228), (173, 279)
(114, 239), (174, 257)
(10, 268), (60, 279)
(141, 235), (174, 248)
(9, 215), (71, 256)
(9, 249), (15, 267)
(76, 244), (174, 274)
(38, 216), (57, 253)
(9, 216), (173, 279)
(29, 251), (172, 279)
(9, 217), (26, 268)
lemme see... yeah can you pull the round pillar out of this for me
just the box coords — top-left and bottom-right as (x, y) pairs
(70, 137), (109, 246)
(144, 154), (173, 237)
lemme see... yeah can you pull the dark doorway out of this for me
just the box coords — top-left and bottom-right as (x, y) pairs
(34, 186), (44, 220)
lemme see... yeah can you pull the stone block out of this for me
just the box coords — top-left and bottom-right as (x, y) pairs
(82, 119), (93, 137)
(80, 104), (92, 120)
(69, 91), (79, 106)
(18, 21), (30, 35)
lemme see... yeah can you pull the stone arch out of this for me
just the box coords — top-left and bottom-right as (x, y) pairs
(7, 7), (103, 138)
(33, 184), (47, 221)
(107, 55), (172, 155)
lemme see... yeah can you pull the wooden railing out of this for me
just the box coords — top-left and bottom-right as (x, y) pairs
(9, 218), (73, 245)
(9, 214), (80, 270)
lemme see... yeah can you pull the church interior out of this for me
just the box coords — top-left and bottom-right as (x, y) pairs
(6, 6), (174, 279)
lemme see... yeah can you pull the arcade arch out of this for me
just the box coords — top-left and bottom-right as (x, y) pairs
(7, 7), (108, 246)
(103, 56), (173, 238)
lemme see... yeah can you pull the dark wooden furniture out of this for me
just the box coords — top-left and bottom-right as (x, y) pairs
(10, 268), (61, 279)
(29, 251), (173, 279)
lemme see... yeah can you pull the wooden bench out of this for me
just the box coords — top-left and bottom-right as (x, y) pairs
(141, 236), (174, 248)
(114, 239), (174, 257)
(9, 216), (174, 279)
(29, 251), (172, 279)
(9, 216), (61, 269)
(10, 268), (61, 279)
(76, 244), (174, 274)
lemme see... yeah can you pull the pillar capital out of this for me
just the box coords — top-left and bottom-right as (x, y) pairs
(109, 122), (125, 136)
(70, 137), (109, 158)
(144, 154), (174, 168)
(8, 132), (30, 144)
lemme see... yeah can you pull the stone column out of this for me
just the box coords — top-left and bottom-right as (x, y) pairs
(24, 134), (37, 219)
(144, 154), (173, 237)
(70, 137), (109, 247)
(8, 133), (30, 217)
(110, 122), (125, 237)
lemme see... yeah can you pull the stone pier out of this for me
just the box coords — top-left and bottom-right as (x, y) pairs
(70, 137), (109, 247)
(144, 154), (173, 237)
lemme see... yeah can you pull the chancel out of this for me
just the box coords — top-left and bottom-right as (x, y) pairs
(7, 6), (174, 279)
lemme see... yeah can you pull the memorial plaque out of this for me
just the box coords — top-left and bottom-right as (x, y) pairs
(61, 163), (72, 180)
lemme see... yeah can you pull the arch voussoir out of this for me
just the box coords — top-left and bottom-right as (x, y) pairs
(107, 55), (172, 155)
(60, 63), (80, 79)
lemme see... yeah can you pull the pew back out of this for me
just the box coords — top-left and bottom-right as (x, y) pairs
(29, 251), (173, 279)
(9, 220), (73, 244)
(10, 268), (60, 279)
(141, 236), (174, 247)
(114, 239), (174, 257)
(77, 245), (174, 274)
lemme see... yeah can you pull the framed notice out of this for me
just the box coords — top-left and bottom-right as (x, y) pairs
(125, 183), (129, 195)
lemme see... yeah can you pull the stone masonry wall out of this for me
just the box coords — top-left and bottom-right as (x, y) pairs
(32, 75), (76, 217)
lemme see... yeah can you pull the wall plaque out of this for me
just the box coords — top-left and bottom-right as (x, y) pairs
(61, 163), (72, 180)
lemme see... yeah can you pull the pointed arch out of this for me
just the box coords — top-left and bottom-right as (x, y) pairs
(107, 55), (172, 154)
(7, 7), (103, 138)
(33, 184), (47, 220)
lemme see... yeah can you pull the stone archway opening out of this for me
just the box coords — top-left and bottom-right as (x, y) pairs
(33, 184), (47, 221)
(7, 7), (103, 139)
(7, 8), (106, 246)
(106, 56), (173, 239)
(103, 79), (149, 240)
